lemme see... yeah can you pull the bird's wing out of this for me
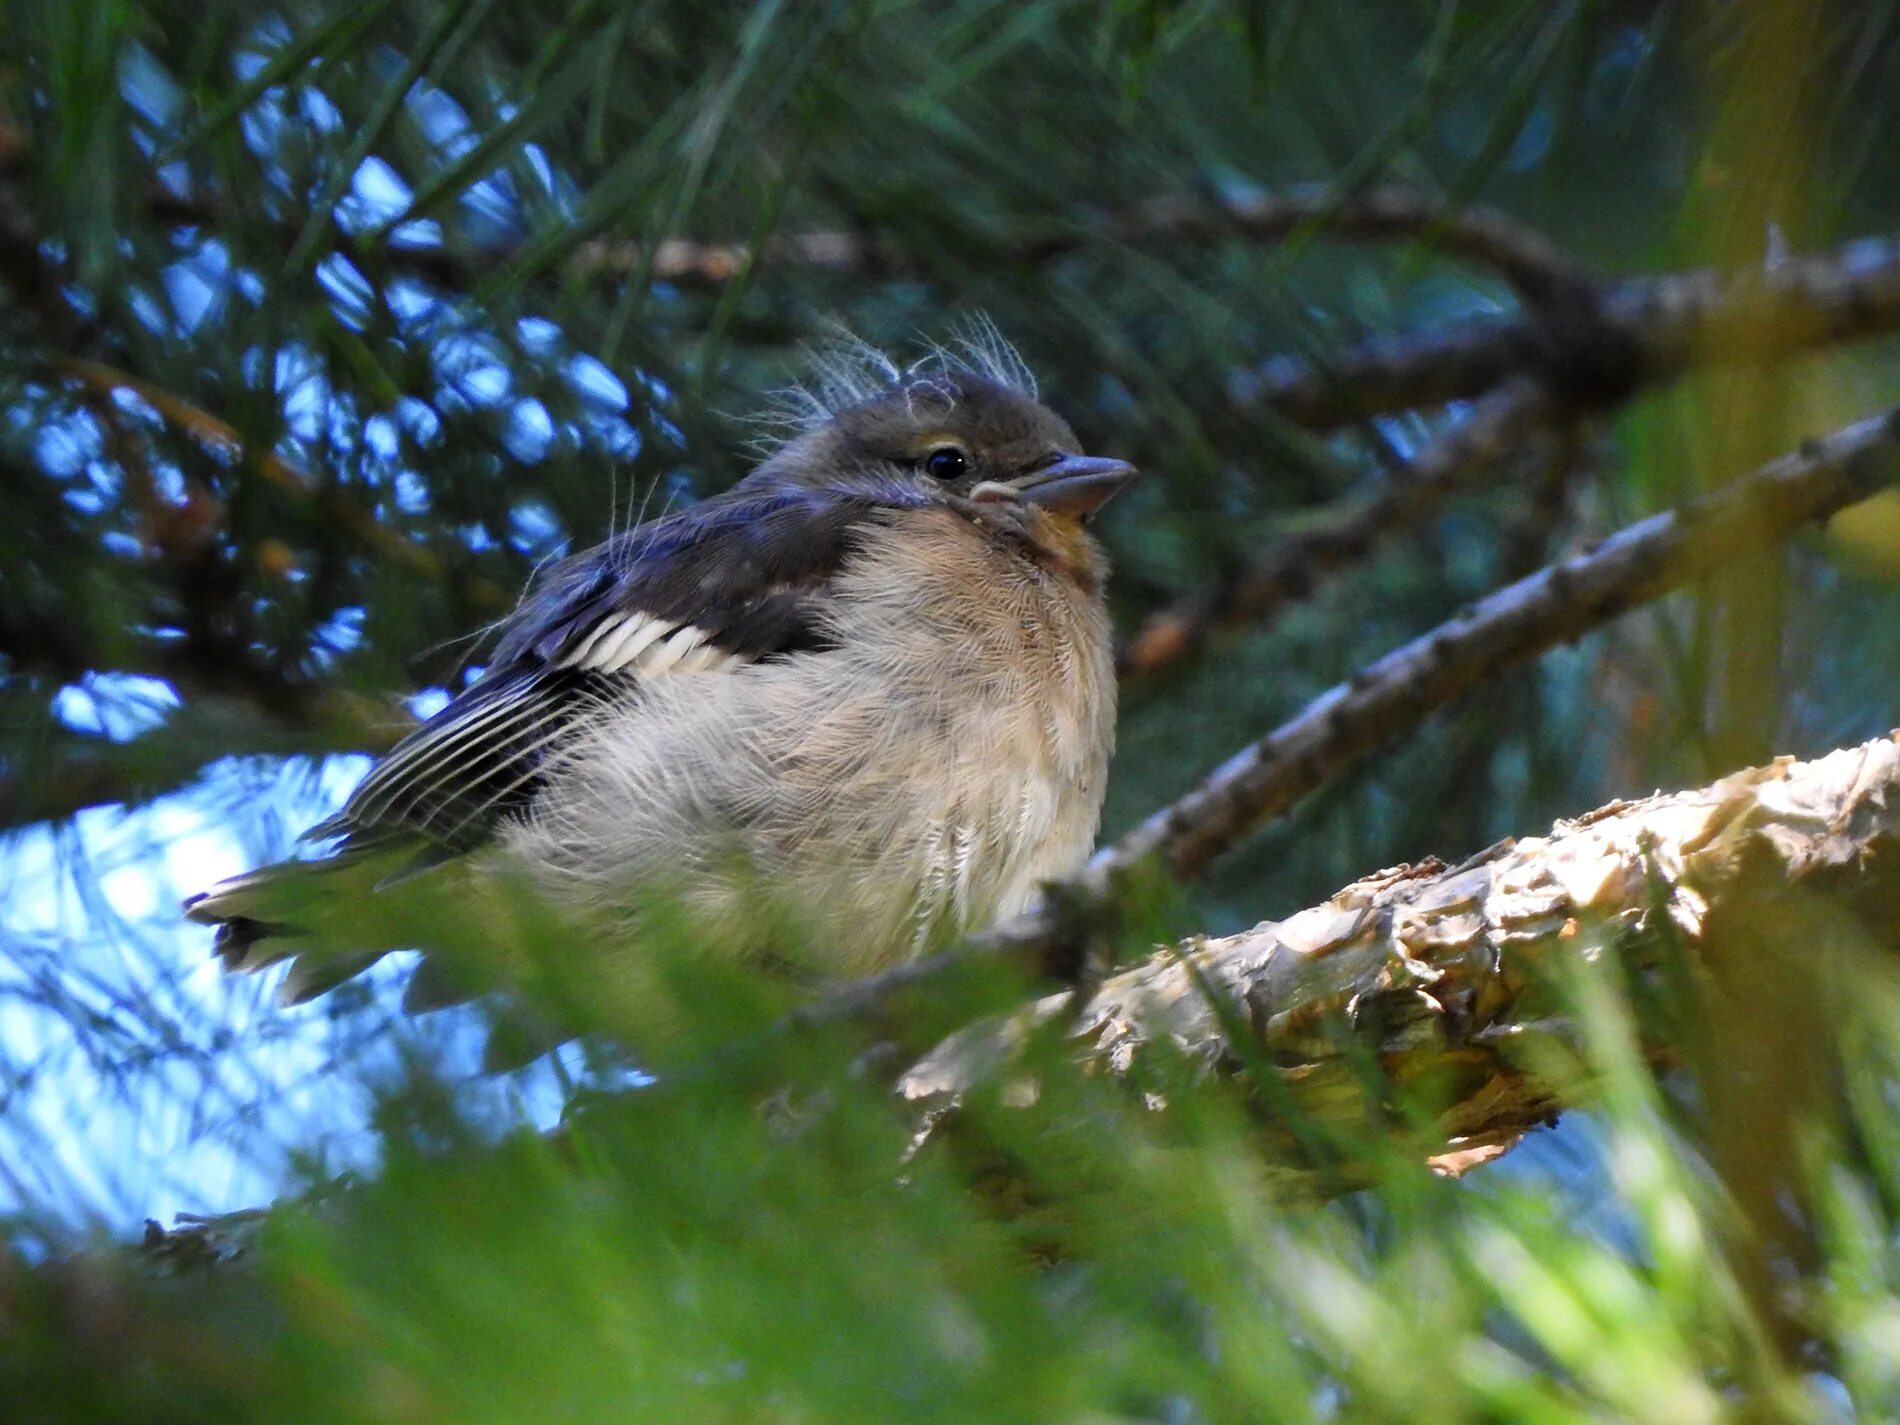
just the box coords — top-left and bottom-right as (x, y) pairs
(305, 484), (886, 863)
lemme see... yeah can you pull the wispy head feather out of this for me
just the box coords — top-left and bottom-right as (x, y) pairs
(937, 312), (1039, 401)
(749, 317), (1038, 452)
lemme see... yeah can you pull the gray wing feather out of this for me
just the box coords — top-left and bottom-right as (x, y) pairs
(305, 483), (881, 857)
(305, 669), (622, 853)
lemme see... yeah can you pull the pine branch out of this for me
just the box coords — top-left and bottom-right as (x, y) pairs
(1243, 231), (1900, 430)
(139, 728), (1900, 1255)
(1123, 377), (1558, 678)
(898, 731), (1900, 1194)
(1104, 408), (1900, 881)
(141, 182), (1592, 302)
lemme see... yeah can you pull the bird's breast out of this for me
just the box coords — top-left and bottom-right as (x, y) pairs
(797, 506), (1116, 957)
(510, 504), (1117, 974)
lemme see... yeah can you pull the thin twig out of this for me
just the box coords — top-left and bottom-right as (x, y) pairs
(1123, 377), (1556, 678)
(1496, 422), (1587, 583)
(145, 182), (1589, 303)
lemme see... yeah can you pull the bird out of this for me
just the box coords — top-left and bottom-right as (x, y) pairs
(184, 331), (1138, 1055)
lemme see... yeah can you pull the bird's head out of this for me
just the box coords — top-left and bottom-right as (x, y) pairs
(751, 354), (1138, 526)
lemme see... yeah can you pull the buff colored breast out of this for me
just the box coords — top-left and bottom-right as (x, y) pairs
(503, 503), (1116, 975)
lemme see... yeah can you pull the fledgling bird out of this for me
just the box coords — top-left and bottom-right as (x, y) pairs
(184, 334), (1137, 1042)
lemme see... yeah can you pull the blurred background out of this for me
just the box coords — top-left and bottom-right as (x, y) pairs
(4, 2), (1900, 1420)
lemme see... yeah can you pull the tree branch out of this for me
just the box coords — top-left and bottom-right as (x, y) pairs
(144, 182), (1591, 304)
(1124, 377), (1557, 678)
(1242, 231), (1900, 431)
(140, 728), (1900, 1261)
(898, 731), (1900, 1193)
(1104, 406), (1900, 882)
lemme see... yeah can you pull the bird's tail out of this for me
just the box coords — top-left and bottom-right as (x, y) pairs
(187, 851), (572, 1070)
(183, 865), (297, 972)
(183, 851), (406, 1002)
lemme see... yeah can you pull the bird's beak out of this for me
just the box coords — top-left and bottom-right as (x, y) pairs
(1005, 453), (1140, 519)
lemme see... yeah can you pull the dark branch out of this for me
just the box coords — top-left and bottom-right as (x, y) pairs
(1243, 231), (1900, 431)
(144, 182), (1591, 303)
(1124, 377), (1558, 679)
(1074, 185), (1597, 307)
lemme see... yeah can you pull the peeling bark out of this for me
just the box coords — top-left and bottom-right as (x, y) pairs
(900, 733), (1900, 1187)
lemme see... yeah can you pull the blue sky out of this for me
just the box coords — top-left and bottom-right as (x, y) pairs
(0, 741), (589, 1235)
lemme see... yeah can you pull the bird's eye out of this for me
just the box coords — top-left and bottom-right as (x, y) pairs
(923, 446), (968, 480)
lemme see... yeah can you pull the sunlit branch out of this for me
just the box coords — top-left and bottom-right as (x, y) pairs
(898, 732), (1900, 1195)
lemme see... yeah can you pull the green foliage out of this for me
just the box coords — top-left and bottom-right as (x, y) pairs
(9, 929), (1900, 1423)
